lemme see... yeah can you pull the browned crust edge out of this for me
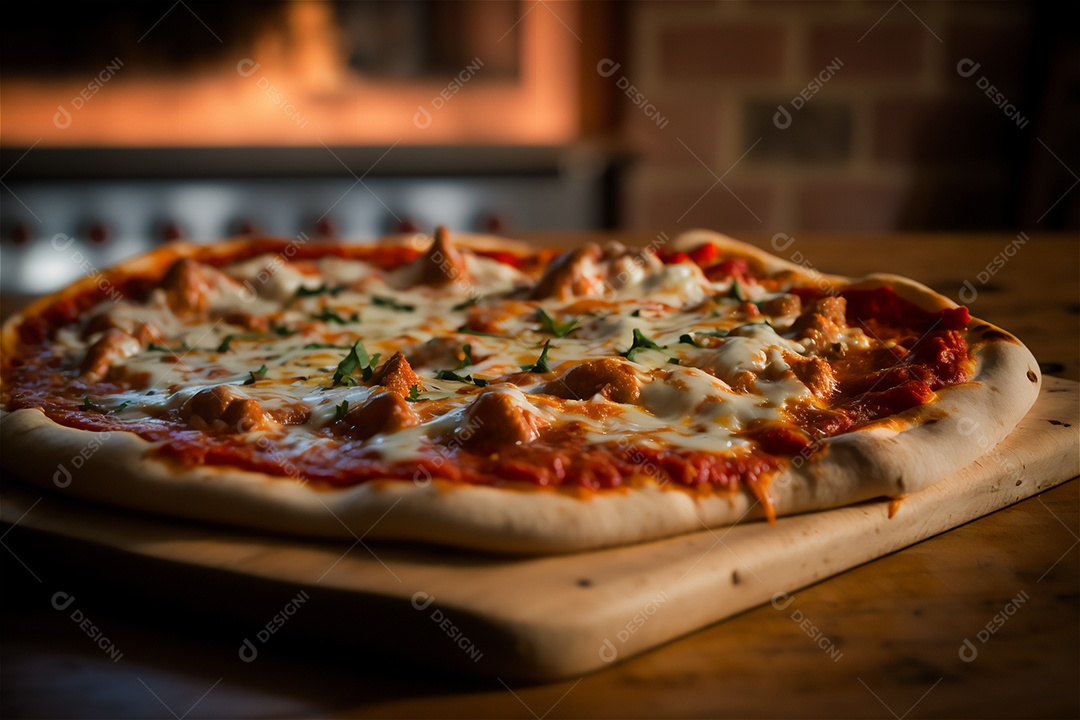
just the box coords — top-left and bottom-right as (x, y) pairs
(0, 230), (1042, 553)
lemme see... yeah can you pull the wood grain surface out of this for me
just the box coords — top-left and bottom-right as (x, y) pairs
(1, 233), (1077, 718)
(1, 377), (1077, 683)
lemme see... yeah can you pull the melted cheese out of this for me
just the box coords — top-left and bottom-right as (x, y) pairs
(701, 324), (806, 384)
(68, 245), (872, 469)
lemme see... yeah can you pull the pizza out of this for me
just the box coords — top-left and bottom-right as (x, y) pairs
(0, 228), (1041, 553)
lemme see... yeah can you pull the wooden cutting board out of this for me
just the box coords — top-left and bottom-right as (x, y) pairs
(2, 377), (1077, 682)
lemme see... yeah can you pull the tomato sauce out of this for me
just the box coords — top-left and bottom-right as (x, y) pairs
(3, 243), (973, 500)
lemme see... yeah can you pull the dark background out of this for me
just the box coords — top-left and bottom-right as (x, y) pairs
(1, 0), (1077, 236)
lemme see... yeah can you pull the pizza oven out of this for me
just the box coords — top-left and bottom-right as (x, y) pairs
(0, 145), (615, 296)
(0, 0), (620, 297)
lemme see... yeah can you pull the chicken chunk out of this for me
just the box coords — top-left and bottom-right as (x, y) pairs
(400, 226), (471, 288)
(461, 300), (532, 335)
(370, 352), (422, 397)
(759, 293), (801, 321)
(220, 310), (271, 332)
(181, 385), (273, 432)
(791, 295), (848, 354)
(529, 244), (604, 300)
(265, 404), (311, 425)
(161, 258), (213, 314)
(404, 337), (467, 369)
(456, 388), (547, 448)
(341, 391), (420, 440)
(82, 311), (162, 346)
(80, 328), (141, 383)
(782, 352), (837, 399)
(539, 358), (643, 404)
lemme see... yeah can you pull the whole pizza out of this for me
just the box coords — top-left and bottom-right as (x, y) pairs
(0, 229), (1040, 552)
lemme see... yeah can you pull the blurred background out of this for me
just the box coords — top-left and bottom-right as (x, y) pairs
(0, 0), (1077, 294)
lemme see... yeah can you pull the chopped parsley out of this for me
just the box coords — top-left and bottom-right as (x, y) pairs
(407, 384), (421, 402)
(243, 364), (268, 385)
(520, 340), (554, 373)
(333, 400), (350, 421)
(679, 328), (728, 347)
(537, 309), (579, 338)
(432, 344), (487, 385)
(312, 307), (359, 325)
(372, 295), (416, 312)
(147, 341), (191, 353)
(293, 284), (345, 300)
(728, 281), (747, 303)
(79, 396), (130, 413)
(621, 329), (666, 362)
(452, 296), (482, 311)
(456, 325), (503, 338)
(433, 369), (488, 386)
(458, 344), (474, 369)
(331, 341), (380, 387)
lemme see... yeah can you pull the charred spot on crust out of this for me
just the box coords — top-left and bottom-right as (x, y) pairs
(1026, 370), (1038, 382)
(1048, 419), (1073, 428)
(980, 329), (1013, 342)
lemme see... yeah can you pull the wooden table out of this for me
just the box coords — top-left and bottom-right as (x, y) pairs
(2, 233), (1077, 718)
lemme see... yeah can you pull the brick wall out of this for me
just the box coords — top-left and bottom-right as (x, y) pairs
(613, 0), (1063, 235)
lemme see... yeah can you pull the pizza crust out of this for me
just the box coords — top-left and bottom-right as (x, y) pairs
(0, 231), (1042, 553)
